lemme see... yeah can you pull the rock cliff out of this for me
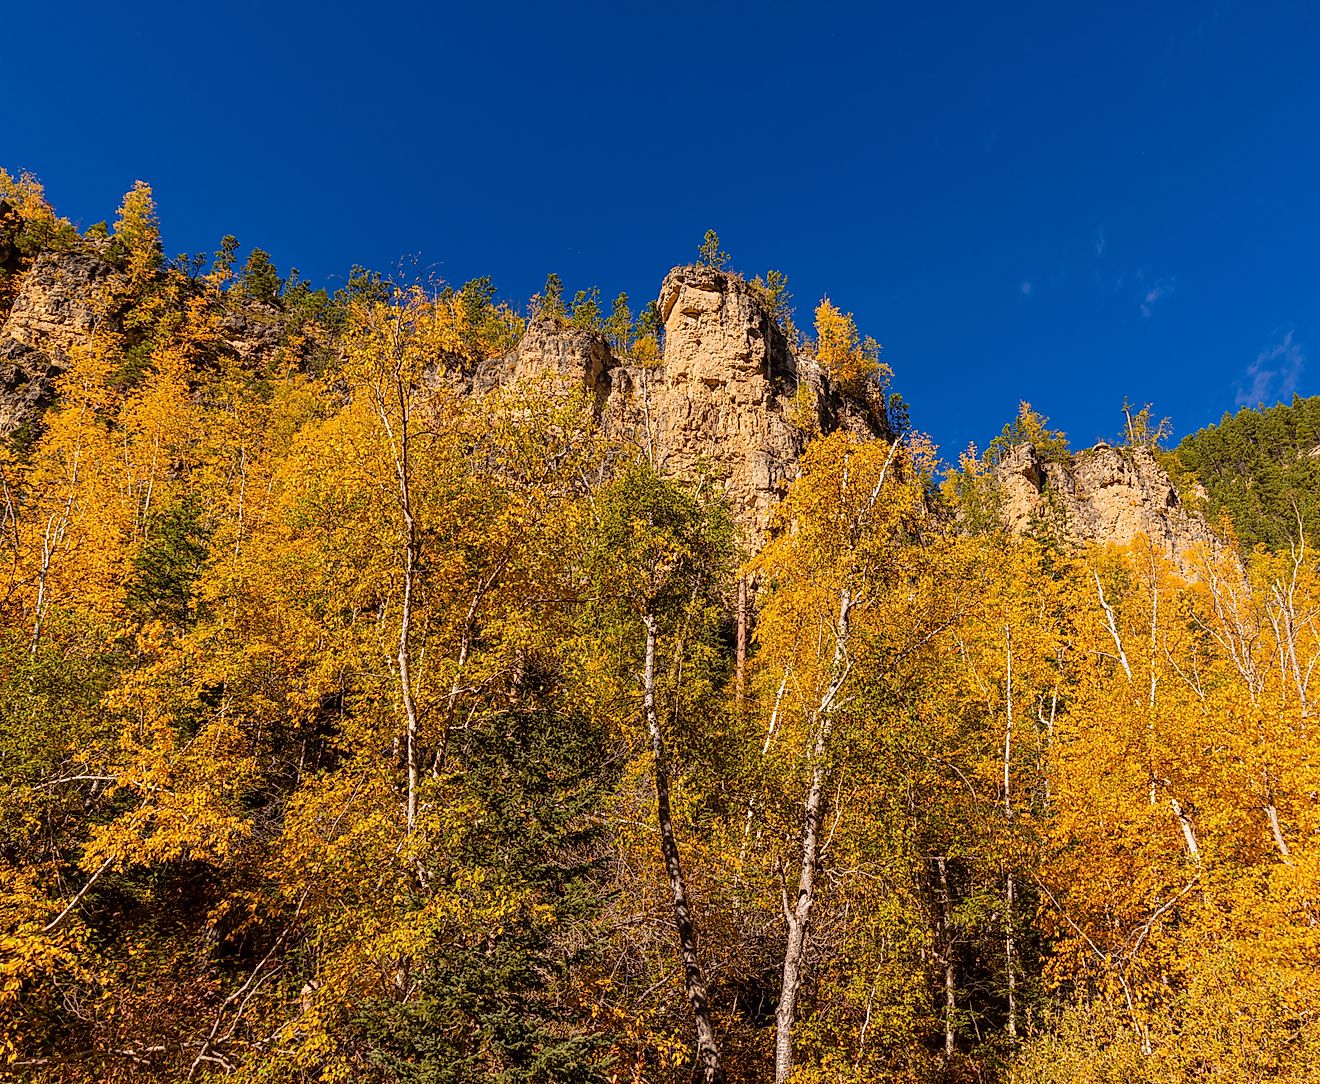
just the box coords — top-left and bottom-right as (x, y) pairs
(0, 243), (292, 439)
(478, 265), (889, 539)
(995, 441), (1219, 565)
(0, 249), (124, 436)
(0, 231), (1225, 562)
(0, 233), (891, 541)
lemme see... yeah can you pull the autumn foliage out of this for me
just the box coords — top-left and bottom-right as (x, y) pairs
(0, 180), (1318, 1084)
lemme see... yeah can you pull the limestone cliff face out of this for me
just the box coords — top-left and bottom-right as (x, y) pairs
(9, 240), (1223, 565)
(219, 302), (286, 364)
(0, 249), (124, 436)
(646, 266), (809, 534)
(0, 242), (886, 538)
(475, 317), (613, 399)
(996, 441), (1219, 565)
(0, 244), (296, 438)
(480, 265), (888, 539)
(2, 251), (122, 357)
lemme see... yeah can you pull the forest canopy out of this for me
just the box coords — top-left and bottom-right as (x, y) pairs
(1, 177), (1318, 1084)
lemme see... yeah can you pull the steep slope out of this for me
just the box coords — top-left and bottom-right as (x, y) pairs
(0, 219), (891, 544)
(0, 237), (311, 443)
(0, 241), (124, 438)
(0, 180), (1261, 566)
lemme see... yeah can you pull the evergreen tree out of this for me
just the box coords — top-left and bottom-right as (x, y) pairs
(125, 495), (212, 626)
(239, 247), (281, 303)
(698, 229), (730, 270)
(359, 707), (614, 1083)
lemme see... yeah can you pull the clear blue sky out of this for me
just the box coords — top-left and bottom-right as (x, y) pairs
(7, 1), (1319, 459)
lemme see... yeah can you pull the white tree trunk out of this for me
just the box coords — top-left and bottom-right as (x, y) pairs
(774, 589), (852, 1084)
(643, 613), (724, 1084)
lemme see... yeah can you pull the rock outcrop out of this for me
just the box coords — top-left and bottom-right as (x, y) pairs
(645, 266), (811, 533)
(0, 249), (124, 437)
(477, 265), (889, 539)
(0, 238), (888, 539)
(2, 251), (122, 358)
(218, 302), (286, 364)
(475, 317), (613, 400)
(0, 227), (1233, 566)
(995, 441), (1219, 566)
(0, 243), (300, 438)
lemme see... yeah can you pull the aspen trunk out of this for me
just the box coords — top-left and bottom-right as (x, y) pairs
(775, 735), (828, 1084)
(1005, 872), (1017, 1040)
(399, 500), (420, 834)
(31, 499), (73, 656)
(774, 588), (852, 1084)
(937, 856), (957, 1057)
(1169, 796), (1201, 866)
(1003, 625), (1017, 1040)
(739, 667), (789, 869)
(377, 352), (421, 837)
(1266, 799), (1293, 864)
(643, 613), (724, 1084)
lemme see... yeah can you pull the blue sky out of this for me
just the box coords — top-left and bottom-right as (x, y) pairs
(7, 1), (1319, 459)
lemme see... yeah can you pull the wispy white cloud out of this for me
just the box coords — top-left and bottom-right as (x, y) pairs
(1094, 228), (1106, 258)
(1020, 280), (1033, 296)
(1140, 277), (1175, 317)
(1236, 331), (1305, 407)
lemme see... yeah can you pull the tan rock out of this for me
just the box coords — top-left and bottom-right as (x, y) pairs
(0, 250), (124, 438)
(475, 315), (612, 399)
(995, 441), (1220, 569)
(475, 266), (890, 543)
(219, 301), (285, 363)
(1, 251), (122, 359)
(646, 266), (806, 536)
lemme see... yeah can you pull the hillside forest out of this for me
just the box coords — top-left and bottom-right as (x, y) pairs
(2, 172), (1319, 1084)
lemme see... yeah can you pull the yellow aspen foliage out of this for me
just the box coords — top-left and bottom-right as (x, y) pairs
(19, 335), (130, 634)
(111, 180), (163, 289)
(0, 170), (58, 224)
(1028, 535), (1320, 1078)
(813, 297), (882, 391)
(7, 171), (1320, 1084)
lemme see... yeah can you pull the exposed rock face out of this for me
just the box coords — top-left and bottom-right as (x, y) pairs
(475, 317), (613, 400)
(219, 302), (285, 363)
(996, 441), (1220, 566)
(478, 265), (888, 539)
(0, 250), (124, 437)
(0, 246), (885, 537)
(647, 266), (809, 534)
(0, 339), (57, 437)
(0, 246), (299, 439)
(0, 236), (1237, 567)
(2, 251), (122, 359)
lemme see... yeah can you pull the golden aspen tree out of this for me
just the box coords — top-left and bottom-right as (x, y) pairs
(813, 299), (882, 392)
(111, 181), (163, 291)
(750, 431), (949, 1083)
